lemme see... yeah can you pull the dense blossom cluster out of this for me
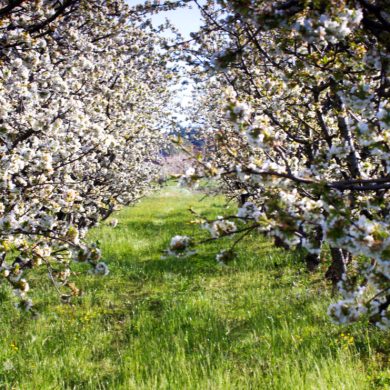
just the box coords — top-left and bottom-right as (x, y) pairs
(171, 0), (390, 328)
(0, 0), (175, 309)
(164, 235), (194, 258)
(203, 217), (237, 238)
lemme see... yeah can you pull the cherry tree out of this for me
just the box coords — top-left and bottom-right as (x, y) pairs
(169, 0), (390, 328)
(0, 0), (176, 309)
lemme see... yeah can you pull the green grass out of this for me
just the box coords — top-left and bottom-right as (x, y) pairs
(0, 185), (389, 389)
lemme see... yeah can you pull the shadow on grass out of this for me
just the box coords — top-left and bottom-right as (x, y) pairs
(95, 213), (308, 284)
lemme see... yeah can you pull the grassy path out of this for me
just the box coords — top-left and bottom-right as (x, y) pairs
(0, 186), (388, 389)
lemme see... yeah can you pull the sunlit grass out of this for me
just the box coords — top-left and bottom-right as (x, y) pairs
(0, 185), (388, 389)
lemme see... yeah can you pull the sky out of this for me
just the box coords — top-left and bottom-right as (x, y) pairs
(125, 1), (206, 125)
(125, 0), (204, 39)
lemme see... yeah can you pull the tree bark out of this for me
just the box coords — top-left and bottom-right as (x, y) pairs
(274, 235), (290, 250)
(326, 247), (352, 291)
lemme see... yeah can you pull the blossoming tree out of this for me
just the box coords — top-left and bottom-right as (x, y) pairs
(170, 0), (390, 328)
(0, 0), (176, 309)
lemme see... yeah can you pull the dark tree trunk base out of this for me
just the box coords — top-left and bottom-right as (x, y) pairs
(326, 248), (352, 294)
(305, 252), (321, 272)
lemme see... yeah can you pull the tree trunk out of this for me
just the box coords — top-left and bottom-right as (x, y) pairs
(305, 252), (321, 272)
(239, 192), (250, 206)
(304, 227), (323, 272)
(274, 236), (290, 250)
(326, 247), (352, 292)
(369, 295), (390, 325)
